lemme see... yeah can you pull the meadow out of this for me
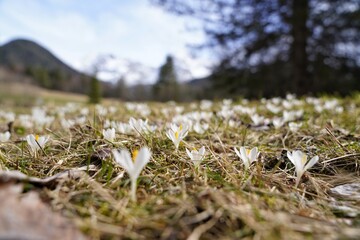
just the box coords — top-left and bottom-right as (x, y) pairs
(0, 89), (359, 239)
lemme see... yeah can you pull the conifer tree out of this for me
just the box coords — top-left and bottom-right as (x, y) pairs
(88, 75), (101, 104)
(152, 0), (360, 97)
(153, 55), (179, 101)
(116, 77), (127, 100)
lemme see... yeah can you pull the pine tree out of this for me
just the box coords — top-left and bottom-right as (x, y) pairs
(49, 69), (65, 91)
(88, 75), (101, 104)
(116, 77), (127, 100)
(33, 67), (51, 89)
(153, 55), (179, 101)
(153, 0), (360, 97)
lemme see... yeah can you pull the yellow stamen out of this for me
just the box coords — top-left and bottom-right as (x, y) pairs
(179, 124), (183, 131)
(301, 155), (307, 165)
(175, 131), (179, 139)
(132, 149), (139, 162)
(246, 149), (250, 155)
(193, 147), (197, 151)
(35, 135), (39, 141)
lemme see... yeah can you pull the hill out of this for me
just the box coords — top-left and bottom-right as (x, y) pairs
(0, 38), (89, 93)
(0, 39), (78, 75)
(0, 38), (213, 101)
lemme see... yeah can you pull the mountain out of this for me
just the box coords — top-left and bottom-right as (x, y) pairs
(0, 39), (80, 76)
(81, 54), (158, 85)
(0, 38), (213, 100)
(81, 54), (199, 85)
(0, 38), (89, 93)
(187, 76), (211, 88)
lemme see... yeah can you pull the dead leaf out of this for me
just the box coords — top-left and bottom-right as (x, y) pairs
(0, 184), (88, 240)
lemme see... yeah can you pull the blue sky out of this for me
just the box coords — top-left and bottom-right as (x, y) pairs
(0, 0), (211, 81)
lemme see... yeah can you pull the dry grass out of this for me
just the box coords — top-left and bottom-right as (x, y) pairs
(0, 82), (88, 107)
(0, 93), (360, 239)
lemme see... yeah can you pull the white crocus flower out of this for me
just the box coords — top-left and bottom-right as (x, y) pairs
(103, 128), (116, 142)
(108, 106), (117, 114)
(234, 147), (259, 170)
(283, 111), (297, 122)
(288, 122), (302, 132)
(0, 111), (15, 122)
(200, 100), (213, 110)
(228, 119), (241, 128)
(335, 106), (344, 113)
(103, 119), (111, 128)
(125, 103), (151, 117)
(223, 99), (233, 106)
(0, 131), (11, 142)
(115, 122), (133, 134)
(186, 146), (206, 168)
(95, 105), (107, 116)
(217, 107), (234, 120)
(271, 97), (282, 105)
(166, 124), (188, 150)
(251, 114), (265, 126)
(193, 122), (209, 134)
(80, 107), (89, 116)
(315, 105), (324, 113)
(129, 117), (153, 135)
(272, 117), (285, 129)
(75, 116), (87, 125)
(26, 134), (50, 157)
(112, 147), (151, 202)
(282, 100), (294, 109)
(18, 115), (33, 129)
(266, 103), (282, 114)
(175, 106), (184, 114)
(287, 150), (319, 187)
(324, 99), (339, 110)
(61, 119), (75, 129)
(31, 107), (54, 128)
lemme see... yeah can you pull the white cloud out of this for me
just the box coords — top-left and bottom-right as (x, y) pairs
(0, 0), (212, 82)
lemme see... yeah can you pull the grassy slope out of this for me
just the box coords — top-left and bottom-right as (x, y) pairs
(0, 83), (87, 106)
(0, 91), (359, 239)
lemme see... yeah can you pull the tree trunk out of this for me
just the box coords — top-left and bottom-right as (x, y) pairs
(290, 0), (309, 95)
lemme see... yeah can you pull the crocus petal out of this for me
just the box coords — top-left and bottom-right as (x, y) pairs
(234, 147), (241, 158)
(26, 135), (31, 145)
(239, 147), (250, 169)
(198, 146), (206, 155)
(170, 124), (178, 132)
(181, 130), (189, 138)
(27, 135), (39, 152)
(166, 130), (176, 143)
(293, 150), (307, 168)
(0, 131), (11, 142)
(38, 136), (49, 147)
(38, 138), (44, 147)
(289, 150), (304, 172)
(287, 151), (295, 165)
(186, 148), (192, 159)
(121, 149), (134, 173)
(112, 149), (133, 174)
(304, 156), (319, 172)
(240, 147), (247, 160)
(165, 131), (172, 140)
(249, 147), (258, 163)
(133, 147), (151, 180)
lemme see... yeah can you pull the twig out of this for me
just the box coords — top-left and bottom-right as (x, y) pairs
(322, 153), (360, 164)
